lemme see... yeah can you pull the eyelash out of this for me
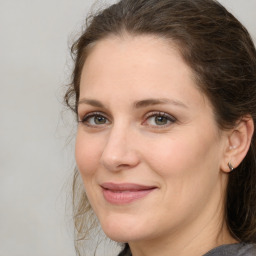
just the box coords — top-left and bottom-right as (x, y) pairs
(143, 111), (176, 128)
(79, 111), (176, 128)
(79, 112), (110, 128)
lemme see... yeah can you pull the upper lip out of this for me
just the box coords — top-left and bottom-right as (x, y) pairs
(101, 182), (157, 191)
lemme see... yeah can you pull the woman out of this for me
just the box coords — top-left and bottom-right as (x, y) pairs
(65, 0), (256, 255)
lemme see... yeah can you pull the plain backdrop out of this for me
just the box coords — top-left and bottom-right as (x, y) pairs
(0, 0), (255, 256)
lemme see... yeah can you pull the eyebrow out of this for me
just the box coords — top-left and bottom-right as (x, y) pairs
(133, 98), (188, 109)
(78, 98), (188, 109)
(78, 98), (105, 108)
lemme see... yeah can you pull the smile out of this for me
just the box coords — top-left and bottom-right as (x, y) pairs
(101, 183), (157, 205)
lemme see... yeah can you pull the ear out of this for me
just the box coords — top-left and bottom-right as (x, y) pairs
(221, 116), (254, 173)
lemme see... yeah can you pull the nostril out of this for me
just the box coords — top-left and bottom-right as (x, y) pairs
(100, 151), (140, 172)
(116, 163), (132, 169)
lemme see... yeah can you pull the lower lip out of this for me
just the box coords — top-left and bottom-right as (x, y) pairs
(102, 188), (155, 204)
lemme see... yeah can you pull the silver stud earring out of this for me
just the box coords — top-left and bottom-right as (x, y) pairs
(228, 162), (234, 171)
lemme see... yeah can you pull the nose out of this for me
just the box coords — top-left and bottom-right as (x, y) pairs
(100, 125), (140, 172)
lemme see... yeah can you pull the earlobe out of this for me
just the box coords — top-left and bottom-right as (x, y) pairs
(221, 117), (254, 173)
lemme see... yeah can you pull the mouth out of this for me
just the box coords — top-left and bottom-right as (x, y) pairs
(100, 182), (157, 205)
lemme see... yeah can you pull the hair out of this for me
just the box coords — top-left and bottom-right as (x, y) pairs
(65, 0), (256, 254)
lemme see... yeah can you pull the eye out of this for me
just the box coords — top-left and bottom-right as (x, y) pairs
(143, 112), (176, 127)
(79, 112), (110, 127)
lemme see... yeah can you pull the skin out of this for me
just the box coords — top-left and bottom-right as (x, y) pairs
(75, 35), (238, 256)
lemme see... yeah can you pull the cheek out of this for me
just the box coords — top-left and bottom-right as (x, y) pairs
(75, 130), (103, 177)
(142, 128), (221, 181)
(141, 131), (222, 218)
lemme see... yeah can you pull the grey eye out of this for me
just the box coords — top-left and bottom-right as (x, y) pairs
(146, 114), (173, 126)
(154, 116), (169, 125)
(82, 113), (110, 126)
(94, 115), (107, 124)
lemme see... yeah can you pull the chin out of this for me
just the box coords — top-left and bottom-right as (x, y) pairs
(104, 229), (142, 243)
(101, 221), (135, 242)
(99, 214), (154, 243)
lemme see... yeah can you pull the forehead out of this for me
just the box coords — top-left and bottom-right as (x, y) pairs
(80, 34), (206, 104)
(81, 35), (192, 89)
(84, 34), (185, 70)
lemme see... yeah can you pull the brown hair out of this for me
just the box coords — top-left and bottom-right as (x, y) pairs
(65, 0), (256, 254)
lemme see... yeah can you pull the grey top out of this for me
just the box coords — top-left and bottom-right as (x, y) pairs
(118, 243), (256, 256)
(204, 243), (256, 256)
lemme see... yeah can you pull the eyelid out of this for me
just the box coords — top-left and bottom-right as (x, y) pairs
(78, 110), (176, 128)
(79, 111), (111, 126)
(144, 111), (176, 120)
(142, 111), (176, 127)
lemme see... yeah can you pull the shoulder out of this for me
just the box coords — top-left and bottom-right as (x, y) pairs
(204, 243), (256, 256)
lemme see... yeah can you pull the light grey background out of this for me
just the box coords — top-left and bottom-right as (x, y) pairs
(0, 1), (255, 256)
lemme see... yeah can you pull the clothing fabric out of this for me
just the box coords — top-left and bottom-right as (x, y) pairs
(118, 243), (256, 256)
(204, 243), (256, 256)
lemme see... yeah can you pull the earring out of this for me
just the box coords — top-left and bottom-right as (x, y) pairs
(228, 162), (234, 171)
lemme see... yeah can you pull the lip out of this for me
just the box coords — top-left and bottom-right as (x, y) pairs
(101, 182), (157, 205)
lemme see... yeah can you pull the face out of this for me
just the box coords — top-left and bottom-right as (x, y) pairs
(76, 35), (228, 244)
